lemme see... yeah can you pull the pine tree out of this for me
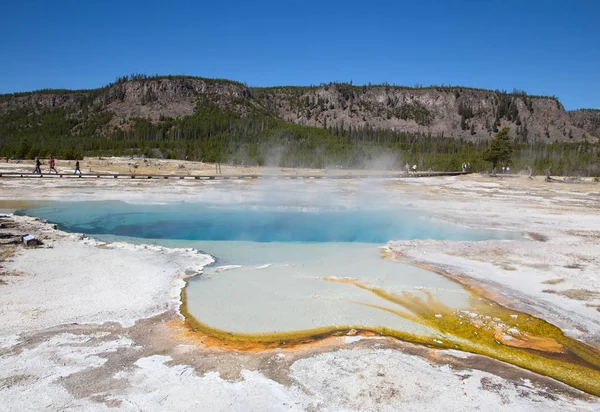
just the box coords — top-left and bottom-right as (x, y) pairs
(482, 127), (513, 174)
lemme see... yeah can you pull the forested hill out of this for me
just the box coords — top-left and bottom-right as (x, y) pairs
(0, 75), (599, 175)
(1, 76), (598, 143)
(253, 84), (599, 143)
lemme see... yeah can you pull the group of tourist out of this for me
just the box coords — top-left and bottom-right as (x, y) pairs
(461, 162), (471, 172)
(33, 156), (81, 175)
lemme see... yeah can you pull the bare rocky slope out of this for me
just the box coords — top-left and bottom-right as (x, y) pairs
(0, 77), (254, 128)
(1, 77), (598, 142)
(252, 84), (599, 142)
(569, 109), (600, 139)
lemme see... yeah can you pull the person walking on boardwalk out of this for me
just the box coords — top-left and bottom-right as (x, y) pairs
(74, 160), (82, 175)
(49, 155), (58, 174)
(33, 157), (41, 174)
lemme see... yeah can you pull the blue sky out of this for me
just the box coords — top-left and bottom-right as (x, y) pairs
(1, 0), (598, 110)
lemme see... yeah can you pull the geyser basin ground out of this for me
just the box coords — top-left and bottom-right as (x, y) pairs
(17, 200), (600, 396)
(4, 168), (600, 407)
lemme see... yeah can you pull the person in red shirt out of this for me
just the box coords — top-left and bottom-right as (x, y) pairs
(49, 155), (58, 174)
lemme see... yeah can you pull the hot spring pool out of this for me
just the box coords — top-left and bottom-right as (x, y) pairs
(17, 200), (517, 337)
(15, 198), (600, 397)
(18, 201), (515, 243)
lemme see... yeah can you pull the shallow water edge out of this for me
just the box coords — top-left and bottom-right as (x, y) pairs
(179, 254), (600, 397)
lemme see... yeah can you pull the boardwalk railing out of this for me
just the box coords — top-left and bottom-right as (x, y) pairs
(0, 171), (469, 180)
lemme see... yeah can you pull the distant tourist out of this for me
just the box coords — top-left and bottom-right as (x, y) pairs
(33, 157), (41, 174)
(467, 162), (471, 171)
(74, 160), (82, 175)
(405, 163), (410, 175)
(412, 164), (417, 173)
(502, 166), (506, 174)
(506, 166), (510, 174)
(49, 155), (58, 174)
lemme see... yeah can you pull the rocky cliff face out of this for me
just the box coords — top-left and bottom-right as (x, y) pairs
(0, 77), (254, 121)
(252, 84), (595, 142)
(569, 109), (600, 139)
(0, 78), (597, 143)
(102, 78), (254, 123)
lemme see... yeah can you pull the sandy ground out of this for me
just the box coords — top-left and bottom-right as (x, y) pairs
(1, 158), (600, 411)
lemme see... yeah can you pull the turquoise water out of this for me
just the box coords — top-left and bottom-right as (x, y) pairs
(15, 200), (518, 335)
(16, 201), (515, 243)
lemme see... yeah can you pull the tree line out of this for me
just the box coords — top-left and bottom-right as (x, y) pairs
(0, 98), (598, 176)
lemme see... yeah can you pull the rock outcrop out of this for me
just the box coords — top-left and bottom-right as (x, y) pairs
(0, 77), (597, 142)
(252, 84), (596, 142)
(569, 109), (600, 139)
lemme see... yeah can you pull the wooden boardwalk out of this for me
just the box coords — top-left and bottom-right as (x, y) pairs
(0, 171), (468, 180)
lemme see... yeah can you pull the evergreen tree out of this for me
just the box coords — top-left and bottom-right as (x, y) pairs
(482, 127), (513, 174)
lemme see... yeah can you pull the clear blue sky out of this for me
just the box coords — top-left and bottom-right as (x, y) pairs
(1, 0), (598, 110)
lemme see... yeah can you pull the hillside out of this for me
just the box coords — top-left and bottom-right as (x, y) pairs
(0, 75), (256, 133)
(1, 76), (598, 143)
(569, 109), (600, 138)
(253, 84), (599, 143)
(0, 75), (599, 175)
